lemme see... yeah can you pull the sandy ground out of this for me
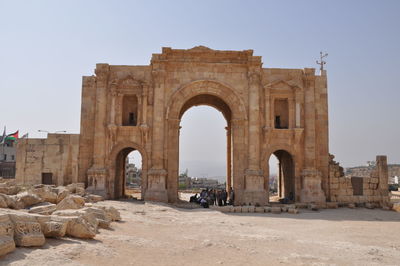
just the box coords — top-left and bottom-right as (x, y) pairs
(2, 196), (400, 266)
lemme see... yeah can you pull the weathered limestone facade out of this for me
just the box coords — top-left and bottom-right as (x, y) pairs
(78, 46), (330, 205)
(15, 134), (79, 186)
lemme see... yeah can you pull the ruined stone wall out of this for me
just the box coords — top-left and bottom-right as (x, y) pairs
(15, 134), (79, 186)
(329, 155), (389, 205)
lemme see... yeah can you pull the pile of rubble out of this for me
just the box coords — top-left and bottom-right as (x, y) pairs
(0, 181), (121, 257)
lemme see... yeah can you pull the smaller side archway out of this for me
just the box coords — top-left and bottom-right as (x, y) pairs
(267, 149), (295, 203)
(108, 142), (147, 199)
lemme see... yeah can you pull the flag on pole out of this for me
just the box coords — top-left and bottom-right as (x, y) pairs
(21, 133), (29, 139)
(5, 130), (19, 142)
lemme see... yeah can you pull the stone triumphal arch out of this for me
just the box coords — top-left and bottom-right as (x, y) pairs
(77, 46), (329, 205)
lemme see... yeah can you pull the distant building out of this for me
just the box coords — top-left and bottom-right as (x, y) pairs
(190, 177), (220, 189)
(0, 138), (16, 178)
(125, 157), (141, 187)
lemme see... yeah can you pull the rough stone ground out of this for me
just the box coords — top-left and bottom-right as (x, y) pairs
(2, 196), (400, 266)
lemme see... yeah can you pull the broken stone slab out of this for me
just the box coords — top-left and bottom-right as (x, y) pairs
(94, 205), (121, 221)
(7, 195), (24, 210)
(56, 187), (71, 204)
(0, 213), (16, 257)
(84, 194), (104, 203)
(288, 208), (299, 214)
(28, 203), (57, 215)
(56, 195), (85, 210)
(15, 191), (43, 208)
(8, 213), (45, 247)
(65, 216), (96, 239)
(348, 203), (356, 209)
(264, 206), (271, 213)
(53, 209), (99, 233)
(32, 187), (58, 204)
(75, 187), (86, 196)
(66, 183), (85, 194)
(42, 220), (68, 238)
(0, 236), (15, 257)
(0, 196), (7, 209)
(0, 185), (20, 195)
(83, 207), (112, 229)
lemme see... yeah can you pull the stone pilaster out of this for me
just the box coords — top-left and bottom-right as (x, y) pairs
(86, 64), (110, 197)
(300, 68), (325, 203)
(145, 68), (168, 202)
(247, 70), (261, 170)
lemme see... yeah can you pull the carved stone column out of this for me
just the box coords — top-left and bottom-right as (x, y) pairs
(300, 69), (326, 203)
(145, 68), (168, 202)
(243, 70), (266, 205)
(247, 71), (261, 170)
(87, 64), (110, 198)
(226, 126), (232, 193)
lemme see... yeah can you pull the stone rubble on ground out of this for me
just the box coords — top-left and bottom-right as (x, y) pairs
(0, 182), (121, 258)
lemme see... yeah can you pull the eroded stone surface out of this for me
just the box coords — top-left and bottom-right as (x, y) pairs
(56, 195), (85, 210)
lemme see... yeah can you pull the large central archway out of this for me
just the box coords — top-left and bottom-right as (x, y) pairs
(108, 141), (148, 199)
(165, 80), (248, 203)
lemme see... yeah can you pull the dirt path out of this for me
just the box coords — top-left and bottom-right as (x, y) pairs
(2, 200), (400, 266)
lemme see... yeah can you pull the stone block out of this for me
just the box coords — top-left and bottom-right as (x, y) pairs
(233, 206), (242, 213)
(56, 188), (71, 204)
(271, 207), (281, 214)
(254, 207), (264, 213)
(348, 203), (356, 209)
(287, 208), (299, 214)
(16, 191), (43, 208)
(41, 220), (68, 238)
(8, 214), (45, 247)
(264, 206), (271, 213)
(29, 203), (57, 215)
(56, 195), (85, 210)
(95, 205), (121, 221)
(65, 216), (96, 239)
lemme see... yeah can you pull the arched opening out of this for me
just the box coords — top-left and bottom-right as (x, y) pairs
(177, 94), (232, 205)
(122, 95), (138, 126)
(274, 98), (289, 129)
(268, 150), (295, 203)
(114, 147), (143, 199)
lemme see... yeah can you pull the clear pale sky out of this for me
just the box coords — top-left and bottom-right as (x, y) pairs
(1, 1), (399, 177)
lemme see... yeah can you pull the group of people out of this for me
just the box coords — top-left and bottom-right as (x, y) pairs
(190, 188), (234, 208)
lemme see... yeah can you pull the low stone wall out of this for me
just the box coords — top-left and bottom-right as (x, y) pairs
(329, 155), (389, 206)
